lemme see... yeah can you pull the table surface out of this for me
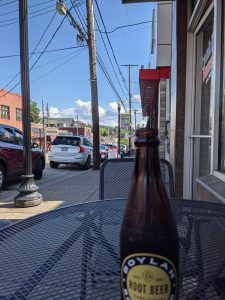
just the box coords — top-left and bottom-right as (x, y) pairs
(0, 198), (225, 300)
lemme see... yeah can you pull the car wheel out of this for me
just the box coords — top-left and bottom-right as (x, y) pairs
(83, 156), (91, 170)
(0, 164), (6, 191)
(34, 159), (44, 180)
(50, 161), (59, 169)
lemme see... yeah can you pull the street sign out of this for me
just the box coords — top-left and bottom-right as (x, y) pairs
(121, 113), (131, 128)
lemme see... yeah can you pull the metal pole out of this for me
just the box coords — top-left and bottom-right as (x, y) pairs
(42, 100), (47, 155)
(86, 0), (100, 170)
(14, 0), (42, 207)
(134, 109), (137, 131)
(118, 102), (121, 157)
(46, 103), (49, 127)
(76, 114), (79, 136)
(128, 66), (131, 154)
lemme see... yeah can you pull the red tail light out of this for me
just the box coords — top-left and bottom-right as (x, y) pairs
(79, 146), (84, 153)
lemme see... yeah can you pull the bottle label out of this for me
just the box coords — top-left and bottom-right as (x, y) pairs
(121, 253), (177, 300)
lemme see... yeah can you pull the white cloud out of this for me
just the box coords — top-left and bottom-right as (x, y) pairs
(48, 99), (124, 126)
(132, 94), (141, 102)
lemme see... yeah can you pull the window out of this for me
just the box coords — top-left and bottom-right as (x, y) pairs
(192, 0), (199, 12)
(16, 108), (22, 121)
(52, 136), (80, 146)
(14, 129), (23, 146)
(0, 127), (15, 143)
(0, 105), (10, 120)
(83, 138), (92, 147)
(220, 2), (225, 171)
(192, 10), (213, 183)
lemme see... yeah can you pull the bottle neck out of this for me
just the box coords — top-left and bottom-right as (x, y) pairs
(134, 146), (161, 179)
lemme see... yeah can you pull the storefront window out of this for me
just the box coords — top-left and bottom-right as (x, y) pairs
(193, 10), (213, 183)
(220, 2), (225, 171)
(192, 0), (199, 12)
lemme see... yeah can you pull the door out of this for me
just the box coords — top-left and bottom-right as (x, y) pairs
(14, 128), (24, 171)
(191, 7), (214, 197)
(0, 127), (21, 175)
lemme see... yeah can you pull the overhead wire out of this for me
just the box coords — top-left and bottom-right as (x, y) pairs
(94, 0), (129, 94)
(95, 20), (152, 34)
(70, 0), (127, 110)
(0, 45), (87, 59)
(0, 8), (57, 28)
(1, 10), (58, 92)
(96, 51), (127, 111)
(0, 8), (69, 97)
(94, 14), (128, 104)
(31, 48), (85, 83)
(0, 0), (17, 7)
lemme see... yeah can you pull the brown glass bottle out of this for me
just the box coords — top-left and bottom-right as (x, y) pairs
(120, 128), (179, 300)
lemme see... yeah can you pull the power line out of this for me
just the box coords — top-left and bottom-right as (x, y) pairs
(0, 45), (87, 59)
(95, 20), (152, 34)
(94, 0), (128, 94)
(96, 51), (126, 112)
(32, 48), (85, 71)
(0, 8), (57, 28)
(0, 0), (17, 7)
(0, 0), (70, 18)
(0, 4), (55, 24)
(31, 49), (85, 83)
(0, 10), (68, 97)
(69, 0), (127, 109)
(94, 13), (128, 104)
(1, 10), (58, 91)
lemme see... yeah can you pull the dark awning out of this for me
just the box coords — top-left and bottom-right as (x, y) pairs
(139, 67), (171, 116)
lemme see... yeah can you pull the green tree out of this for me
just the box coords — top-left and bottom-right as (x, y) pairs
(30, 101), (40, 123)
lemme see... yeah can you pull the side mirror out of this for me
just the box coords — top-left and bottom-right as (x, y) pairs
(31, 142), (39, 149)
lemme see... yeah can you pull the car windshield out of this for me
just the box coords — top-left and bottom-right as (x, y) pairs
(100, 145), (108, 150)
(52, 136), (80, 146)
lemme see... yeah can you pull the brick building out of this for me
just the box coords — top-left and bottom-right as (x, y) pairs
(0, 90), (22, 131)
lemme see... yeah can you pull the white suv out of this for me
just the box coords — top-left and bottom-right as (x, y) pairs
(49, 135), (93, 170)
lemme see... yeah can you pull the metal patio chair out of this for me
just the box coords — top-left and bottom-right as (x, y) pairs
(88, 157), (175, 285)
(99, 157), (175, 199)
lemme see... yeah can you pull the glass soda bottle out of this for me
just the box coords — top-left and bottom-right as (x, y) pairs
(120, 128), (179, 300)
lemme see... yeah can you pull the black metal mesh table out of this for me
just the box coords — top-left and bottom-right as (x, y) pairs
(0, 198), (225, 300)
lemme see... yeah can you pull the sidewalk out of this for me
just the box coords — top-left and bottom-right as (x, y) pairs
(0, 169), (100, 223)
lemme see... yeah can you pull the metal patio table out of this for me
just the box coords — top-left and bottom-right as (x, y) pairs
(0, 198), (225, 300)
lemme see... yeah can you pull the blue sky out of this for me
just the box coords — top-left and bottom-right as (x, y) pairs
(0, 0), (153, 126)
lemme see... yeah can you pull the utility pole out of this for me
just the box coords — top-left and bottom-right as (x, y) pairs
(86, 0), (100, 170)
(46, 103), (49, 127)
(121, 64), (138, 155)
(42, 100), (46, 155)
(14, 0), (42, 207)
(76, 114), (79, 136)
(56, 0), (100, 169)
(133, 109), (138, 131)
(118, 102), (121, 157)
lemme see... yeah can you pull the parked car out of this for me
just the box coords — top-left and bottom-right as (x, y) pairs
(0, 124), (45, 191)
(49, 135), (93, 170)
(100, 145), (109, 161)
(120, 144), (128, 155)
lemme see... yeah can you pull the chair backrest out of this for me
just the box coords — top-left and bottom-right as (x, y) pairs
(99, 157), (175, 199)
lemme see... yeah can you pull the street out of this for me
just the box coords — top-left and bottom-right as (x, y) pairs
(0, 163), (100, 223)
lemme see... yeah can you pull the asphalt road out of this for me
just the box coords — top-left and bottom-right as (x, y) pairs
(0, 163), (100, 222)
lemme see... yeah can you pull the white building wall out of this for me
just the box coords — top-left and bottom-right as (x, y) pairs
(157, 2), (172, 67)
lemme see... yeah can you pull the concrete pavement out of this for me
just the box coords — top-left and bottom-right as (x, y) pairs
(0, 165), (100, 223)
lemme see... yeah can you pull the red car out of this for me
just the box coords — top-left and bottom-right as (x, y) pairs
(0, 124), (45, 191)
